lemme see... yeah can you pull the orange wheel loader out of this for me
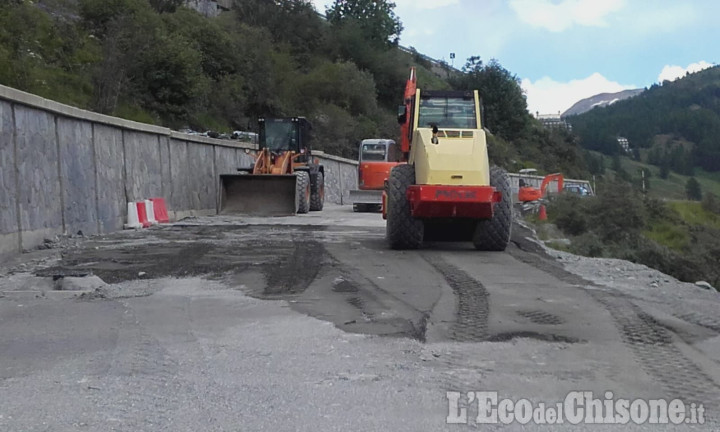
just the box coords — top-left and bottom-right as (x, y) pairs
(219, 117), (324, 216)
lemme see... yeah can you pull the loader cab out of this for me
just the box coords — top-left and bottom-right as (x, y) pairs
(258, 117), (312, 156)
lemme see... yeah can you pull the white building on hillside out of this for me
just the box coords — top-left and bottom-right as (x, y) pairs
(617, 136), (630, 153)
(535, 112), (572, 131)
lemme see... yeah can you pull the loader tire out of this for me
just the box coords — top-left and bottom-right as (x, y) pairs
(472, 166), (512, 251)
(296, 171), (311, 214)
(310, 172), (325, 211)
(386, 164), (423, 249)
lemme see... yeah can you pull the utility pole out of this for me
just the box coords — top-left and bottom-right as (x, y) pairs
(640, 168), (645, 193)
(641, 169), (646, 194)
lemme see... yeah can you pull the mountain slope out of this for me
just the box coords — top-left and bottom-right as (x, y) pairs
(562, 88), (644, 117)
(567, 66), (720, 172)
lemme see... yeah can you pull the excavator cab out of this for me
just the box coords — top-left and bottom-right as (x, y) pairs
(219, 117), (324, 216)
(350, 139), (401, 212)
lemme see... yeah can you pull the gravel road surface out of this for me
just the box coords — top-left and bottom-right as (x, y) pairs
(1, 206), (718, 431)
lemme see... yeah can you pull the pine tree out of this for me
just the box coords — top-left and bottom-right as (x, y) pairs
(685, 177), (702, 201)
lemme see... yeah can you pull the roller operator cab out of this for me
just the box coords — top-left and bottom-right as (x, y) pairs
(384, 81), (513, 251)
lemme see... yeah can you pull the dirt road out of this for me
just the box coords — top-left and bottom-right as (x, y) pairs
(1, 206), (718, 431)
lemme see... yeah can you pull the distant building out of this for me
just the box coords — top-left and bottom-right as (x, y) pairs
(184, 0), (232, 17)
(535, 112), (572, 131)
(617, 136), (630, 153)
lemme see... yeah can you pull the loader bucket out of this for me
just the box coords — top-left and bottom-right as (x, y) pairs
(219, 174), (298, 216)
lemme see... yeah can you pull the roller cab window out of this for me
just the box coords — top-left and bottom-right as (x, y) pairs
(417, 92), (477, 130)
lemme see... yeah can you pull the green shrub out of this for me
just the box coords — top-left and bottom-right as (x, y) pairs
(633, 237), (701, 283)
(588, 181), (646, 243)
(547, 193), (590, 236)
(569, 232), (605, 257)
(643, 221), (690, 252)
(702, 192), (720, 215)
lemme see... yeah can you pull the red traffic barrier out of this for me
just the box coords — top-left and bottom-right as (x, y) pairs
(125, 198), (170, 229)
(150, 197), (170, 223)
(136, 201), (152, 228)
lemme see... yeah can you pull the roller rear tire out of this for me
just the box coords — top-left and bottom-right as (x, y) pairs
(386, 164), (423, 249)
(472, 166), (512, 251)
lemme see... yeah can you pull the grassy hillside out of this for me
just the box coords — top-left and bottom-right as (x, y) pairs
(592, 151), (720, 200)
(569, 66), (720, 173)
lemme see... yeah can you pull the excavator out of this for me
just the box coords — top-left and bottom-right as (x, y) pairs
(219, 117), (324, 216)
(517, 169), (564, 202)
(382, 68), (513, 250)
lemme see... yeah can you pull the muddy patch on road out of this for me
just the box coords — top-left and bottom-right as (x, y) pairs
(35, 225), (335, 292)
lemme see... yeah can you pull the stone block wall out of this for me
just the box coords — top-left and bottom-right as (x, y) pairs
(0, 85), (359, 259)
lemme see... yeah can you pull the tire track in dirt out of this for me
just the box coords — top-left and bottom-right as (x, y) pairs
(510, 221), (720, 408)
(590, 291), (720, 409)
(424, 257), (489, 342)
(325, 254), (432, 342)
(423, 256), (489, 392)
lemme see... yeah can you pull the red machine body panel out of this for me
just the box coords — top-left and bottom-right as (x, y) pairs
(404, 185), (500, 219)
(359, 161), (399, 190)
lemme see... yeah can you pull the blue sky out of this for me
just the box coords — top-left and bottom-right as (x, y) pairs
(311, 0), (718, 115)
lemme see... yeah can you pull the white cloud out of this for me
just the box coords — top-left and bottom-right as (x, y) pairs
(657, 61), (714, 83)
(522, 73), (634, 115)
(510, 0), (625, 32)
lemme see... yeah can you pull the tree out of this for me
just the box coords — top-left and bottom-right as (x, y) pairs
(659, 157), (670, 179)
(685, 177), (702, 201)
(702, 192), (720, 214)
(326, 0), (403, 46)
(450, 57), (529, 141)
(148, 0), (183, 13)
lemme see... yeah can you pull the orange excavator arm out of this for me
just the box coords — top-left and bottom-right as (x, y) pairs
(540, 173), (564, 196)
(399, 67), (416, 156)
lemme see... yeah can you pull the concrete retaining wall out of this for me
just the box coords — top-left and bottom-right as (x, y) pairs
(0, 85), (358, 258)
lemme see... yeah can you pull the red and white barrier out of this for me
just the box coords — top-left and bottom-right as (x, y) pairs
(125, 198), (170, 229)
(144, 200), (157, 226)
(150, 197), (170, 223)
